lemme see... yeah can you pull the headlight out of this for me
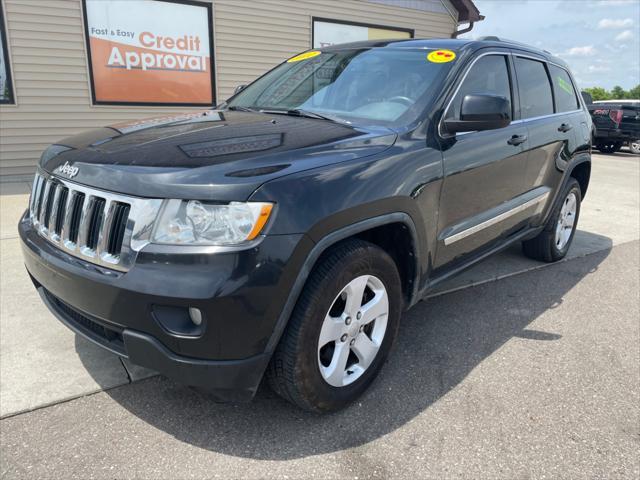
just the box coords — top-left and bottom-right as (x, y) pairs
(152, 200), (274, 246)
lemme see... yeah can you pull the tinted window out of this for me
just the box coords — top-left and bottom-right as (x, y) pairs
(447, 55), (512, 120)
(515, 57), (554, 118)
(549, 65), (579, 112)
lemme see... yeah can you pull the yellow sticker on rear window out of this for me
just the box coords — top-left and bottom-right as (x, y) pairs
(287, 51), (321, 63)
(427, 49), (456, 63)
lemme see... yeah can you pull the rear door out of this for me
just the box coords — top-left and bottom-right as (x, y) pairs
(434, 51), (531, 269)
(513, 55), (581, 215)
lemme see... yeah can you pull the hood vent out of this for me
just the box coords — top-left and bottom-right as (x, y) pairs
(179, 133), (283, 158)
(226, 164), (290, 178)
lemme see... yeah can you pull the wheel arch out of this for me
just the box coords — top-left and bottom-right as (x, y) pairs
(568, 157), (591, 199)
(264, 213), (421, 354)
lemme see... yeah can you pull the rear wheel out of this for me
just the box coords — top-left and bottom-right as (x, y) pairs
(267, 239), (402, 412)
(522, 178), (581, 262)
(630, 140), (640, 155)
(596, 140), (622, 154)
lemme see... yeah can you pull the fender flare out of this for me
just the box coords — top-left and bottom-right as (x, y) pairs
(545, 153), (591, 219)
(564, 153), (592, 197)
(264, 212), (421, 354)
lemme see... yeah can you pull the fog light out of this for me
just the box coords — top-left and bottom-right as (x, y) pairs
(189, 307), (203, 326)
(152, 305), (204, 337)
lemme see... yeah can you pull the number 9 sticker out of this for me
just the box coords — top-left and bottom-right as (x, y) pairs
(427, 49), (456, 63)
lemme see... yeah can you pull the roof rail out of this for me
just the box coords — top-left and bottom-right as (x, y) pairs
(477, 36), (553, 55)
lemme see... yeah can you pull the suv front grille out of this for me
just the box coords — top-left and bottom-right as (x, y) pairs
(28, 171), (163, 272)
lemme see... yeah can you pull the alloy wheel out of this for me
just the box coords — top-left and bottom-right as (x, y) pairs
(555, 191), (577, 250)
(317, 275), (389, 387)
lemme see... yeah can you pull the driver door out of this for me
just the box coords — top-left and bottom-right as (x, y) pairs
(434, 51), (531, 270)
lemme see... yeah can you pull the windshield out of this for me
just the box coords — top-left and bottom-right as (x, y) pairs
(226, 48), (452, 127)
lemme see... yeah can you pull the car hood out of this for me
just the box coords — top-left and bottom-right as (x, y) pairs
(41, 110), (397, 201)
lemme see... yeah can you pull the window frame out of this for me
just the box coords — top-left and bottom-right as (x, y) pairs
(0, 1), (15, 105)
(439, 50), (517, 137)
(548, 63), (581, 113)
(512, 54), (556, 120)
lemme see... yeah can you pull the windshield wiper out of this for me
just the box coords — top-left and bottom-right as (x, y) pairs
(262, 108), (349, 125)
(227, 106), (257, 112)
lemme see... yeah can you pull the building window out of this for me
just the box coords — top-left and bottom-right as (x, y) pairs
(312, 17), (414, 49)
(82, 0), (215, 106)
(0, 2), (15, 105)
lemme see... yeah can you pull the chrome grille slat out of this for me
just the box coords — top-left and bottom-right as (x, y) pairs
(95, 199), (113, 257)
(53, 187), (69, 237)
(64, 191), (85, 247)
(97, 200), (116, 258)
(47, 185), (63, 238)
(27, 171), (163, 272)
(37, 181), (52, 226)
(30, 175), (44, 217)
(34, 177), (47, 224)
(78, 196), (99, 257)
(86, 197), (106, 252)
(107, 203), (130, 256)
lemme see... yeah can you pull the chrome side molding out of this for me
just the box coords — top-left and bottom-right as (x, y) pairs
(443, 190), (550, 246)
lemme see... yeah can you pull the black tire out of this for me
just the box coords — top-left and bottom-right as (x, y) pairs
(522, 178), (581, 262)
(266, 239), (402, 413)
(596, 141), (622, 154)
(596, 141), (612, 153)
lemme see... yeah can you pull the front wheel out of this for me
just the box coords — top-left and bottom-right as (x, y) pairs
(522, 178), (582, 262)
(630, 140), (640, 155)
(267, 239), (402, 412)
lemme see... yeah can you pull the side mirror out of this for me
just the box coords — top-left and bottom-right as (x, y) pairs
(234, 84), (247, 94)
(444, 94), (511, 134)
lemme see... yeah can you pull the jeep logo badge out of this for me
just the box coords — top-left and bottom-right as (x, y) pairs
(56, 161), (79, 178)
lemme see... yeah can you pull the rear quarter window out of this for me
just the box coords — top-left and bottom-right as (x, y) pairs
(549, 65), (580, 112)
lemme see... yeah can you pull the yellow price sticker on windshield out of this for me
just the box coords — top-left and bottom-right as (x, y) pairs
(287, 51), (321, 63)
(427, 49), (456, 63)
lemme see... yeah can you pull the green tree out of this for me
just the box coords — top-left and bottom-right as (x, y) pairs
(610, 85), (626, 99)
(583, 87), (610, 101)
(583, 85), (640, 101)
(627, 84), (640, 99)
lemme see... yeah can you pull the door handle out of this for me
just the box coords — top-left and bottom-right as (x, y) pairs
(507, 134), (527, 146)
(558, 123), (573, 132)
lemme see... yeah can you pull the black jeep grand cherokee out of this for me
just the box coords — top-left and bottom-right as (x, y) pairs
(20, 38), (592, 412)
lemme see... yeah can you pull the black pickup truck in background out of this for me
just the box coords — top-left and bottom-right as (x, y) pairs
(581, 92), (640, 154)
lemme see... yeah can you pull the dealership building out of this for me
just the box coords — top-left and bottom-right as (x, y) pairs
(0, 0), (481, 179)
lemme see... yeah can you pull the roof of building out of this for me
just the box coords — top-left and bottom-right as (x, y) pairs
(450, 0), (483, 23)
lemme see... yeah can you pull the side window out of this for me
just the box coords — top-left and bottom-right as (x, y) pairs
(446, 55), (512, 121)
(514, 57), (554, 118)
(549, 65), (580, 112)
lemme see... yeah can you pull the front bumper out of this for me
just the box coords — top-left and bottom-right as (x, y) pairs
(19, 211), (311, 401)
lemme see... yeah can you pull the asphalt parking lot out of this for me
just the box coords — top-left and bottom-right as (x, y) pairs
(0, 152), (638, 479)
